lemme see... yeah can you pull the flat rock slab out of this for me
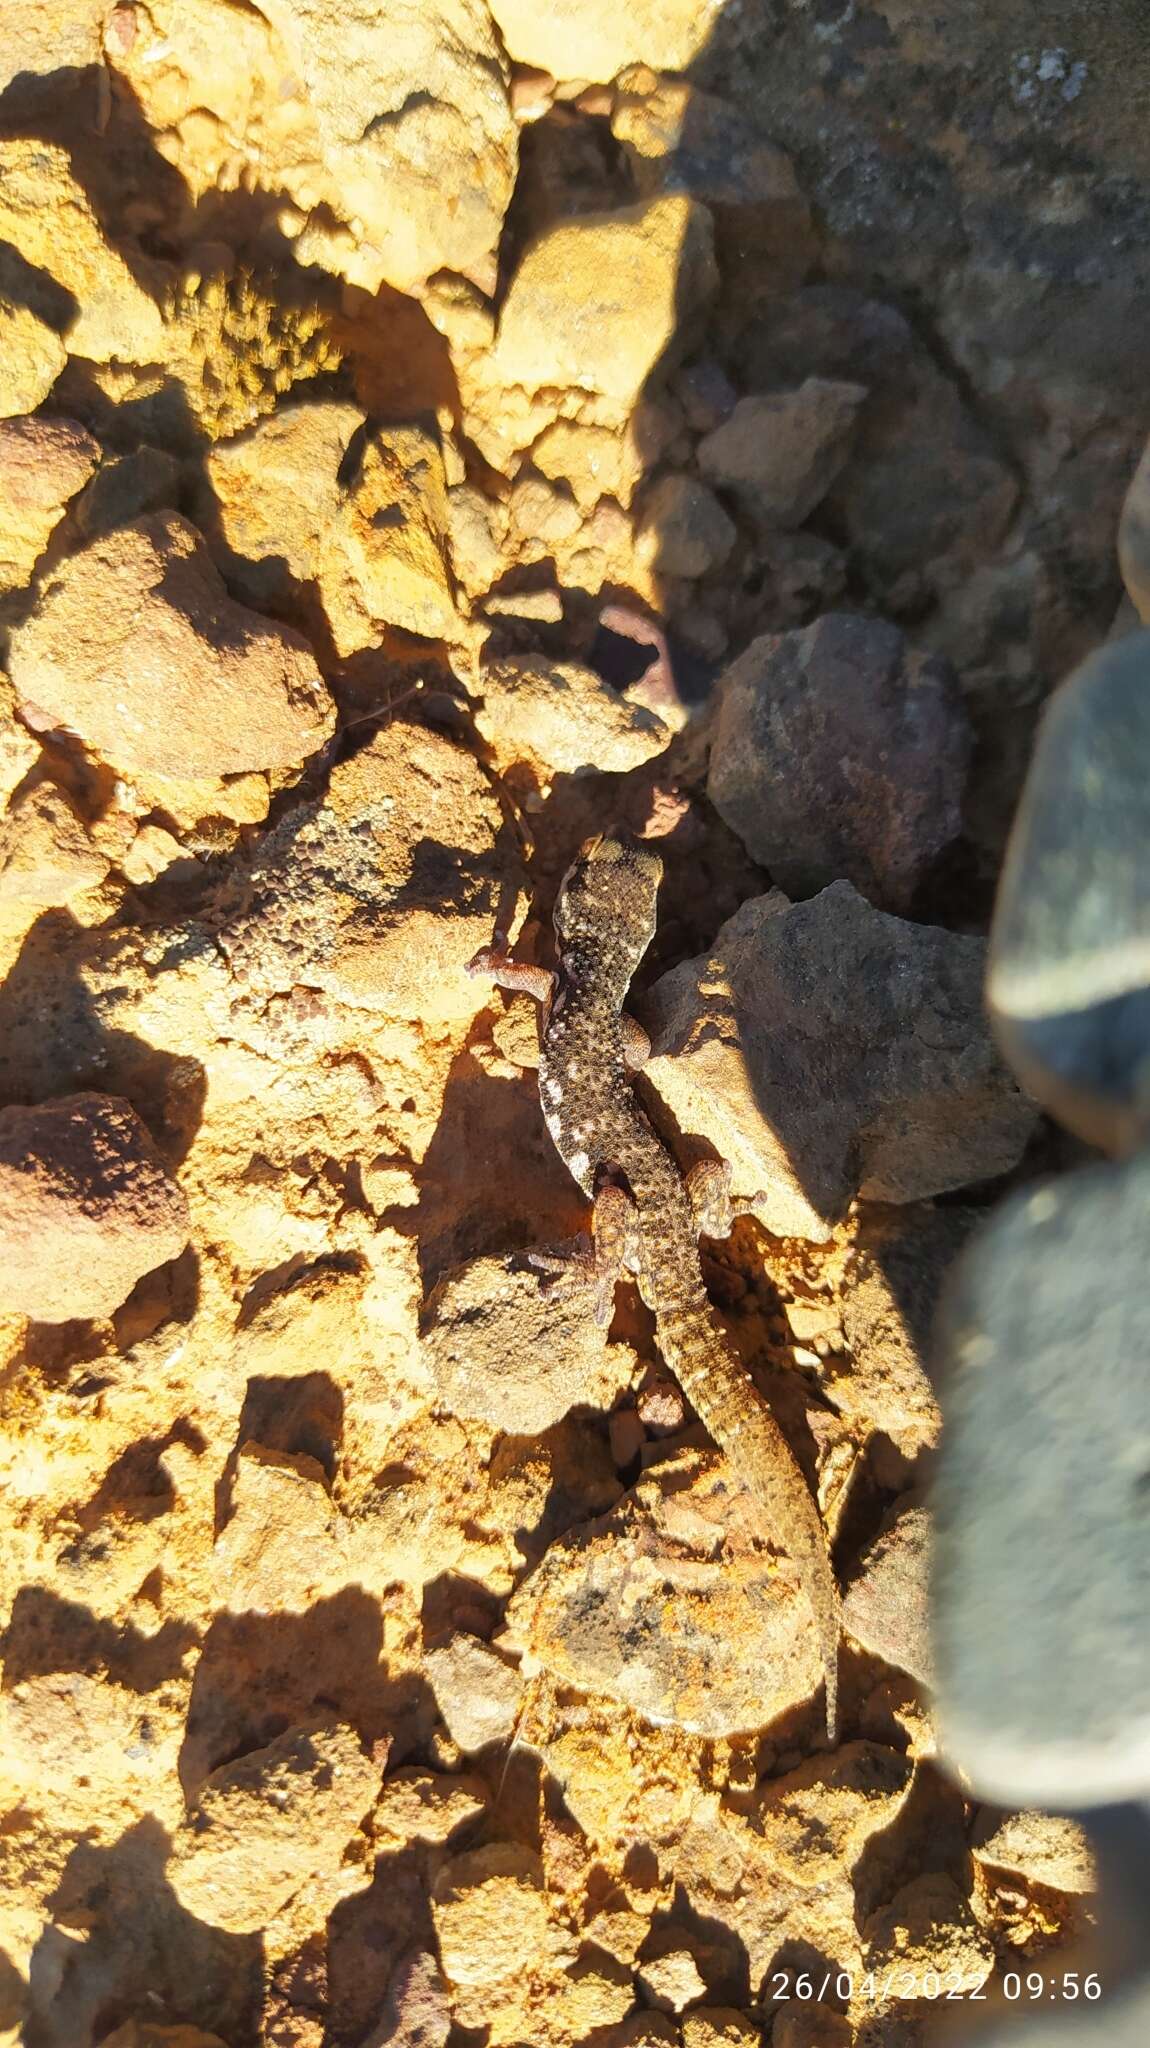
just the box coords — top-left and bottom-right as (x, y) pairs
(644, 882), (1036, 1241)
(932, 1150), (1150, 1805)
(988, 628), (1150, 1152)
(422, 1252), (631, 1435)
(216, 720), (524, 1021)
(708, 612), (970, 913)
(8, 511), (334, 781)
(506, 1449), (824, 1736)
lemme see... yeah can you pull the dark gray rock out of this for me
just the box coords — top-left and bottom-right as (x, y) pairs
(932, 1149), (1150, 1805)
(707, 613), (971, 913)
(644, 882), (1036, 1241)
(988, 629), (1150, 1153)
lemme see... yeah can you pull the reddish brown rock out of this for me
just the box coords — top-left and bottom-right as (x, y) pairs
(0, 414), (100, 592)
(708, 613), (971, 913)
(0, 1091), (189, 1321)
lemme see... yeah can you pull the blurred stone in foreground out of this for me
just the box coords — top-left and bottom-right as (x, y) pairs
(932, 1152), (1150, 1806)
(987, 629), (1150, 1154)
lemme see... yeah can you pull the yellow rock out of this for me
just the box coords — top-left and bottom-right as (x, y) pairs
(494, 196), (716, 410)
(0, 670), (39, 806)
(745, 1742), (915, 1886)
(432, 1842), (551, 2014)
(208, 404), (456, 650)
(0, 780), (108, 912)
(341, 422), (457, 643)
(257, 0), (516, 295)
(8, 511), (334, 780)
(169, 1716), (381, 1934)
(473, 654), (671, 780)
(0, 0), (107, 88)
(211, 1443), (348, 1613)
(0, 140), (164, 364)
(0, 299), (65, 418)
(107, 0), (291, 205)
(487, 0), (721, 84)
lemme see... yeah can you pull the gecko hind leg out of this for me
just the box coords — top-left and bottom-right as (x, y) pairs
(527, 1178), (639, 1329)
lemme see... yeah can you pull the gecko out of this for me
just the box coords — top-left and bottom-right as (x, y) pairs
(468, 829), (840, 1741)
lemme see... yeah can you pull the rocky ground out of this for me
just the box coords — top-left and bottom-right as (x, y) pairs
(0, 2), (1146, 2044)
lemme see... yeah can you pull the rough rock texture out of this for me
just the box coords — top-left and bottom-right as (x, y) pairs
(374, 1771), (487, 1851)
(468, 196), (716, 468)
(361, 1945), (452, 2048)
(8, 512), (334, 781)
(424, 1633), (523, 1753)
(827, 359), (1020, 609)
(862, 1874), (993, 1992)
(0, 139), (165, 364)
(257, 0), (516, 295)
(207, 405), (457, 650)
(970, 1809), (1095, 1897)
(635, 474), (736, 581)
(212, 1443), (348, 1614)
(0, 670), (40, 805)
(933, 1152), (1150, 1806)
(216, 720), (522, 1018)
(613, 80), (816, 287)
(473, 655), (671, 781)
(0, 0), (1126, 2029)
(832, 1204), (974, 1456)
(507, 1450), (827, 1736)
(487, 0), (720, 81)
(0, 1092), (189, 1321)
(431, 1843), (550, 2033)
(422, 1253), (631, 1434)
(746, 1741), (914, 1885)
(0, 299), (67, 418)
(644, 884), (1037, 1241)
(708, 614), (971, 911)
(843, 1502), (934, 1691)
(169, 1717), (381, 1933)
(0, 0), (108, 91)
(0, 779), (108, 914)
(0, 414), (100, 593)
(697, 381), (866, 528)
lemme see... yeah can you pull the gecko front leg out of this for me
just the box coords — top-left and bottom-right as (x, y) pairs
(466, 940), (556, 1010)
(529, 1177), (639, 1328)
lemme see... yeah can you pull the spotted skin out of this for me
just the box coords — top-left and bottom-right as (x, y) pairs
(470, 832), (840, 1740)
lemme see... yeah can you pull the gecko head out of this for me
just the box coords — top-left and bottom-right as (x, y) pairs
(553, 832), (663, 966)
